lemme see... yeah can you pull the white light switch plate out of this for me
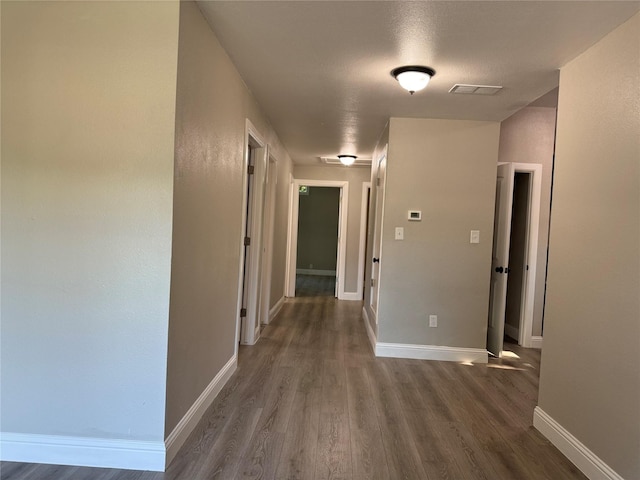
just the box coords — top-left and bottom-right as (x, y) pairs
(470, 230), (480, 244)
(395, 227), (404, 240)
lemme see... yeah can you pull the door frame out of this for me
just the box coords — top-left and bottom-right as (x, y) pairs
(235, 119), (267, 350)
(369, 146), (388, 322)
(497, 162), (543, 349)
(357, 182), (372, 300)
(285, 179), (349, 299)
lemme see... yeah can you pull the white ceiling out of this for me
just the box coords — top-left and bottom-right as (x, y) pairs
(197, 1), (639, 165)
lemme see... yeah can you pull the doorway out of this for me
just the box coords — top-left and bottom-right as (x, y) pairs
(487, 163), (543, 357)
(236, 120), (268, 347)
(358, 183), (372, 300)
(286, 179), (349, 299)
(369, 148), (387, 321)
(295, 186), (340, 296)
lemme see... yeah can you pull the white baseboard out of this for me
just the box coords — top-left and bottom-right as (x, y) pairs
(530, 335), (543, 349)
(504, 323), (519, 340)
(165, 354), (237, 467)
(361, 306), (376, 352)
(0, 433), (165, 471)
(296, 269), (336, 276)
(340, 291), (362, 301)
(375, 342), (488, 363)
(268, 296), (285, 323)
(533, 407), (622, 480)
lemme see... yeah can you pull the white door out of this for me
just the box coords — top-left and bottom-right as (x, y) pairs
(242, 147), (267, 345)
(258, 158), (277, 326)
(487, 163), (515, 357)
(370, 152), (387, 315)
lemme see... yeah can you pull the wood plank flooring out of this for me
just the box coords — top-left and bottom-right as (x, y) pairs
(1, 296), (587, 480)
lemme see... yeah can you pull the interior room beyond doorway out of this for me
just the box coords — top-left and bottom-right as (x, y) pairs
(295, 186), (340, 297)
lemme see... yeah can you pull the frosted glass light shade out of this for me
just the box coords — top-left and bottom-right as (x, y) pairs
(391, 66), (436, 94)
(396, 71), (431, 93)
(337, 155), (356, 166)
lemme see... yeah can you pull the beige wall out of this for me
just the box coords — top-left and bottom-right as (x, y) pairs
(537, 13), (640, 479)
(377, 118), (499, 348)
(1, 1), (179, 441)
(165, 1), (292, 434)
(498, 106), (557, 337)
(293, 165), (371, 295)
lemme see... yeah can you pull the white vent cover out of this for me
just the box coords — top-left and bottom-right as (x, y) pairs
(449, 84), (503, 95)
(320, 157), (372, 167)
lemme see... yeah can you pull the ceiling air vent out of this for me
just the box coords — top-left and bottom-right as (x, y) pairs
(320, 157), (372, 167)
(449, 84), (503, 95)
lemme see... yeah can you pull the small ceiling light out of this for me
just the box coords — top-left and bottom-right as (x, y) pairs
(337, 154), (357, 166)
(391, 66), (436, 95)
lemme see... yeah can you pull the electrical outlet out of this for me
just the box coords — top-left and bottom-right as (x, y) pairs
(429, 315), (437, 327)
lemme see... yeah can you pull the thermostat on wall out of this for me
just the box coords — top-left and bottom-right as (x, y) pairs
(408, 210), (422, 221)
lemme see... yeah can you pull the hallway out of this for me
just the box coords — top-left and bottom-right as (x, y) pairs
(2, 297), (585, 480)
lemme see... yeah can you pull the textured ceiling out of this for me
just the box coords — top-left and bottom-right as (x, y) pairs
(197, 1), (639, 164)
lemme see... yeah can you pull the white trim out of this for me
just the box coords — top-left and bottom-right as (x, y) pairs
(295, 268), (336, 276)
(165, 354), (237, 467)
(269, 296), (285, 322)
(286, 179), (349, 300)
(235, 119), (267, 354)
(0, 433), (165, 472)
(511, 163), (542, 348)
(533, 407), (623, 480)
(530, 335), (543, 349)
(357, 182), (372, 301)
(375, 342), (488, 363)
(362, 306), (377, 352)
(504, 323), (520, 341)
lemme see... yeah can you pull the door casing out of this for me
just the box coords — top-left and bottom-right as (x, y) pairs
(285, 179), (349, 299)
(488, 162), (543, 356)
(235, 119), (267, 350)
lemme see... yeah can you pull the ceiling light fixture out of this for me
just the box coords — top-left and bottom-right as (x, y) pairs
(391, 66), (436, 95)
(337, 154), (357, 166)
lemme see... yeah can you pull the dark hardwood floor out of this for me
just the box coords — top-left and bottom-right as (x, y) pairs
(1, 296), (586, 480)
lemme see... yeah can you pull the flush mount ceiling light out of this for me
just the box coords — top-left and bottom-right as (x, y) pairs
(391, 66), (436, 95)
(337, 154), (357, 166)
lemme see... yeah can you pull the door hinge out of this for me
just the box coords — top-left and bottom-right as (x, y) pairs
(240, 308), (247, 318)
(248, 165), (255, 175)
(244, 236), (251, 246)
(376, 177), (382, 187)
(370, 278), (375, 287)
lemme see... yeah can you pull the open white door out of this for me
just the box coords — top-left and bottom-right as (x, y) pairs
(487, 163), (515, 357)
(242, 147), (267, 345)
(258, 157), (277, 326)
(370, 150), (387, 317)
